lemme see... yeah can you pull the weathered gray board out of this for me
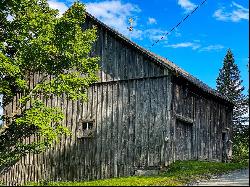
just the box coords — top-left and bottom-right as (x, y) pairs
(171, 80), (233, 163)
(0, 75), (233, 186)
(1, 76), (171, 185)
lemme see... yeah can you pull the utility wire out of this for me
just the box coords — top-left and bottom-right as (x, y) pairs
(151, 0), (208, 47)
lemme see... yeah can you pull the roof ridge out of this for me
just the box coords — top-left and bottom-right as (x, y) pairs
(85, 12), (233, 105)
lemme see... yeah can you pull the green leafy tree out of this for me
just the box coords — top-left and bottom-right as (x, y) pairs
(0, 0), (99, 167)
(216, 49), (248, 132)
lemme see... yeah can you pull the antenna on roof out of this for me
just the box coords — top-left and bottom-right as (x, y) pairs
(127, 17), (134, 39)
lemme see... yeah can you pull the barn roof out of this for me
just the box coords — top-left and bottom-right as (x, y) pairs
(86, 13), (233, 106)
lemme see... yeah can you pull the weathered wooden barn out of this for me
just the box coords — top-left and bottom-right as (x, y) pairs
(0, 13), (234, 185)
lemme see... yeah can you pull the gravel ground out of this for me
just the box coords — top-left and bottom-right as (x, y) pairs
(189, 169), (249, 186)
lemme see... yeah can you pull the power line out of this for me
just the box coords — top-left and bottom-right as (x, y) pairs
(151, 0), (208, 47)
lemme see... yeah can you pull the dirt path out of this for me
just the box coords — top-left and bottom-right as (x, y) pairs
(190, 169), (249, 186)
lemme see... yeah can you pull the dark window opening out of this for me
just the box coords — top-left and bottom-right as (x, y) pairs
(77, 120), (95, 139)
(83, 121), (93, 130)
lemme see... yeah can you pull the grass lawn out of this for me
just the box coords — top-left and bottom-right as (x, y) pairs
(27, 160), (249, 186)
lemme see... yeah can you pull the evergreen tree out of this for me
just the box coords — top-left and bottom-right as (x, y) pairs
(216, 49), (248, 133)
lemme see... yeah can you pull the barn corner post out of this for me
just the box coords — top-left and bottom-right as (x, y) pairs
(222, 104), (234, 163)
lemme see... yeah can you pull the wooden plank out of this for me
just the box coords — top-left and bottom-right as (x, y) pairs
(113, 38), (118, 81)
(121, 81), (128, 176)
(164, 76), (171, 166)
(138, 54), (144, 78)
(217, 104), (222, 161)
(134, 81), (141, 169)
(109, 83), (115, 178)
(106, 34), (112, 81)
(126, 81), (134, 175)
(100, 28), (105, 82)
(85, 87), (91, 180)
(130, 50), (136, 79)
(141, 79), (148, 167)
(129, 80), (136, 174)
(91, 86), (96, 180)
(134, 80), (141, 168)
(103, 30), (108, 82)
(100, 84), (106, 179)
(159, 77), (166, 166)
(95, 84), (102, 180)
(65, 93), (72, 180)
(123, 46), (128, 80)
(91, 85), (97, 180)
(107, 83), (112, 178)
(112, 82), (118, 177)
(141, 78), (149, 168)
(142, 57), (148, 78)
(116, 82), (122, 177)
(116, 41), (122, 81)
(119, 44), (124, 80)
(154, 78), (161, 165)
(172, 84), (178, 161)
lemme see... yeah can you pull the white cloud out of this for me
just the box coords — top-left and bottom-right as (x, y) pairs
(213, 1), (249, 22)
(47, 0), (143, 40)
(178, 0), (196, 12)
(86, 0), (142, 39)
(48, 0), (68, 17)
(144, 29), (168, 42)
(166, 42), (200, 50)
(165, 42), (225, 52)
(199, 44), (224, 52)
(47, 0), (167, 42)
(147, 17), (157, 25)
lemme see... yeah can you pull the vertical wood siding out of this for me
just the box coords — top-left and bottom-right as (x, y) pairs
(84, 18), (165, 83)
(1, 76), (170, 185)
(172, 80), (232, 163)
(0, 17), (233, 185)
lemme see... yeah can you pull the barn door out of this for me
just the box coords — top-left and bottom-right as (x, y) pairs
(175, 120), (193, 161)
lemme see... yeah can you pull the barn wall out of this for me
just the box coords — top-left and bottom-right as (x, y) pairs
(84, 17), (166, 82)
(0, 16), (233, 185)
(1, 17), (171, 185)
(171, 79), (233, 163)
(0, 75), (172, 186)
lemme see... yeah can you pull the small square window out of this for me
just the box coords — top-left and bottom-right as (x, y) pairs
(77, 119), (95, 139)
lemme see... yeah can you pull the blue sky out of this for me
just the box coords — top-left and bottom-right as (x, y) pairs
(0, 0), (249, 118)
(48, 0), (249, 94)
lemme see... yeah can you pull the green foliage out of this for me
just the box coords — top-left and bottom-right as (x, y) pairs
(0, 100), (70, 167)
(26, 160), (249, 186)
(0, 0), (99, 168)
(232, 126), (249, 163)
(216, 49), (248, 129)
